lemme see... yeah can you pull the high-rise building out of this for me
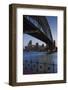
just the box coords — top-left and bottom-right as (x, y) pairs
(28, 40), (32, 47)
(42, 44), (44, 47)
(36, 42), (39, 48)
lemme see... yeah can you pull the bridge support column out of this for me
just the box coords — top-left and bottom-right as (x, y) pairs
(47, 40), (57, 53)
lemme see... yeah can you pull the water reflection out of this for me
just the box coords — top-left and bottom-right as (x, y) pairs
(23, 52), (57, 74)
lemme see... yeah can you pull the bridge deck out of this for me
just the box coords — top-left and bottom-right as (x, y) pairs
(23, 15), (54, 47)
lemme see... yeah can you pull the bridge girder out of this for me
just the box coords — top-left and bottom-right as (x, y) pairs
(23, 15), (54, 47)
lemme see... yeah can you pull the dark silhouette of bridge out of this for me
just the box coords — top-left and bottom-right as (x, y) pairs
(23, 15), (56, 51)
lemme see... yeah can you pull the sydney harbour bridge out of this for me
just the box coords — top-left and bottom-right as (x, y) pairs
(23, 15), (57, 52)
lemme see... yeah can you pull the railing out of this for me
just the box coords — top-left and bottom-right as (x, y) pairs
(23, 60), (57, 74)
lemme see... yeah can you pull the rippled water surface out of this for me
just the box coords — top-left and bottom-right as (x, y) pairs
(23, 51), (57, 74)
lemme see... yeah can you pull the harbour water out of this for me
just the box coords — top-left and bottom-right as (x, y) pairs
(23, 51), (57, 74)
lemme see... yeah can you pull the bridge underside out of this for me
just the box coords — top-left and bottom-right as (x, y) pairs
(23, 16), (54, 48)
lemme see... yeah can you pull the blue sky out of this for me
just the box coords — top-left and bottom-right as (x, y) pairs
(23, 16), (57, 47)
(46, 16), (57, 42)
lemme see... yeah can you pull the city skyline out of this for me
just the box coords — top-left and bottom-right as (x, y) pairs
(23, 16), (57, 48)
